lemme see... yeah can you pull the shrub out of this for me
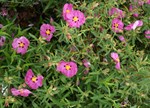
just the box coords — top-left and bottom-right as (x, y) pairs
(0, 0), (150, 108)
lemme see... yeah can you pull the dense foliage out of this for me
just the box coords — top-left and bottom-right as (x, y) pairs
(0, 0), (150, 108)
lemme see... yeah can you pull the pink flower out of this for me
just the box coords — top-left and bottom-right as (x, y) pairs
(50, 17), (54, 23)
(124, 24), (133, 31)
(118, 35), (125, 42)
(40, 24), (55, 41)
(57, 61), (78, 78)
(134, 0), (145, 6)
(12, 36), (30, 55)
(129, 5), (139, 17)
(118, 35), (127, 46)
(146, 0), (150, 4)
(145, 30), (150, 39)
(0, 36), (6, 47)
(63, 3), (74, 20)
(25, 69), (44, 90)
(66, 10), (86, 28)
(0, 8), (8, 16)
(82, 59), (90, 75)
(0, 24), (3, 28)
(109, 8), (125, 18)
(110, 52), (121, 70)
(83, 69), (90, 75)
(82, 59), (91, 68)
(124, 20), (143, 31)
(111, 18), (124, 33)
(11, 88), (31, 97)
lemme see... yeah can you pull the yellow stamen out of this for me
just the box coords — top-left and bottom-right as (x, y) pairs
(116, 58), (120, 62)
(114, 23), (118, 28)
(19, 89), (23, 94)
(66, 9), (70, 13)
(32, 76), (37, 82)
(73, 16), (78, 22)
(19, 42), (25, 48)
(65, 65), (71, 70)
(46, 29), (51, 35)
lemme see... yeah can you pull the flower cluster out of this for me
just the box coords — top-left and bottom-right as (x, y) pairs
(124, 20), (143, 31)
(129, 5), (139, 17)
(11, 69), (44, 97)
(63, 3), (86, 28)
(8, 2), (150, 83)
(109, 2), (150, 70)
(109, 7), (125, 18)
(0, 2), (149, 102)
(110, 6), (144, 33)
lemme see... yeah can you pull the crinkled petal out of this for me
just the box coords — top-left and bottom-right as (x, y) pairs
(37, 75), (44, 87)
(115, 62), (121, 70)
(25, 69), (34, 85)
(111, 52), (119, 61)
(124, 23), (133, 31)
(20, 89), (31, 97)
(57, 61), (66, 72)
(28, 80), (39, 90)
(11, 88), (20, 96)
(132, 20), (143, 30)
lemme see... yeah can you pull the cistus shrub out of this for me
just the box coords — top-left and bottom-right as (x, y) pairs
(0, 0), (150, 108)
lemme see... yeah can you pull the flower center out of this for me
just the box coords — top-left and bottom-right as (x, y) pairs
(65, 65), (71, 70)
(66, 9), (70, 13)
(19, 42), (25, 48)
(116, 58), (120, 63)
(114, 23), (119, 28)
(32, 76), (37, 83)
(19, 89), (23, 94)
(73, 16), (78, 22)
(46, 29), (51, 35)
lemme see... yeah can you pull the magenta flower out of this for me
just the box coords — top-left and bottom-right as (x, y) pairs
(0, 36), (6, 47)
(134, 0), (145, 6)
(0, 8), (8, 16)
(129, 5), (139, 17)
(66, 10), (86, 28)
(84, 69), (90, 75)
(12, 36), (30, 55)
(110, 52), (121, 70)
(11, 88), (31, 97)
(124, 20), (143, 31)
(118, 36), (127, 46)
(25, 69), (44, 90)
(109, 7), (125, 18)
(146, 0), (150, 4)
(145, 30), (150, 39)
(118, 36), (125, 42)
(82, 59), (90, 75)
(57, 61), (78, 78)
(111, 18), (124, 33)
(50, 17), (54, 24)
(0, 24), (3, 28)
(82, 59), (91, 68)
(63, 3), (73, 20)
(40, 24), (55, 41)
